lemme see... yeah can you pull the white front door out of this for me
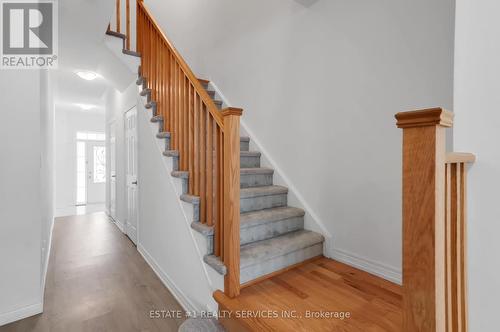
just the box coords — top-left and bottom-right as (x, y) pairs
(125, 107), (138, 244)
(86, 141), (106, 204)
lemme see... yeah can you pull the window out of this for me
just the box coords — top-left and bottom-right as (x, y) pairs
(76, 131), (105, 204)
(76, 131), (106, 141)
(93, 146), (106, 183)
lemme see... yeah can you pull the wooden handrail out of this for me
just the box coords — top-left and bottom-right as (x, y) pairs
(136, 1), (224, 130)
(132, 1), (241, 298)
(446, 152), (476, 164)
(396, 108), (473, 332)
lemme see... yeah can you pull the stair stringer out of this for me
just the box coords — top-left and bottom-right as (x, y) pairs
(136, 86), (223, 313)
(207, 80), (334, 256)
(103, 34), (140, 74)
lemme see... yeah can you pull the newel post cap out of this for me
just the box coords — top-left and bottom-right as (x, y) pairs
(395, 107), (453, 129)
(221, 107), (243, 117)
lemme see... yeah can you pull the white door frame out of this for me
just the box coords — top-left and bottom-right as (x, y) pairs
(109, 121), (117, 220)
(124, 107), (138, 244)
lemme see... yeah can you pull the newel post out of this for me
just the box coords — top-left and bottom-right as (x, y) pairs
(222, 107), (243, 298)
(395, 108), (453, 332)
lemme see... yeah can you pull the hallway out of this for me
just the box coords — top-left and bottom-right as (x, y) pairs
(1, 213), (185, 332)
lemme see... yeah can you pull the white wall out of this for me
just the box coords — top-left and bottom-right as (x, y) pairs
(143, 0), (455, 281)
(54, 107), (105, 210)
(0, 69), (54, 325)
(454, 1), (500, 330)
(40, 70), (56, 297)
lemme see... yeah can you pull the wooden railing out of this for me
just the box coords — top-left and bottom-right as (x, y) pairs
(132, 1), (241, 297)
(109, 0), (133, 51)
(395, 108), (474, 331)
(444, 152), (474, 332)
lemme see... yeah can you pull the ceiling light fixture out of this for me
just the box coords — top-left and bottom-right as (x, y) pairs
(76, 104), (95, 110)
(76, 71), (99, 81)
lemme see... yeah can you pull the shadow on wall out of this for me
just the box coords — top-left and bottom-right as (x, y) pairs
(294, 0), (319, 7)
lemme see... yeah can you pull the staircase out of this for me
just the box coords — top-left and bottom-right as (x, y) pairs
(107, 0), (324, 296)
(107, 2), (477, 331)
(138, 74), (325, 284)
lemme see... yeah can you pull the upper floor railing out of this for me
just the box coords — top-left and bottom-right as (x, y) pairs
(109, 0), (135, 52)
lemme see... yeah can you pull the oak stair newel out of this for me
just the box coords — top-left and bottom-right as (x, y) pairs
(395, 108), (474, 332)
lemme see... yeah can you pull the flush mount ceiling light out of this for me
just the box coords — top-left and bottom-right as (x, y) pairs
(76, 71), (99, 81)
(76, 103), (95, 110)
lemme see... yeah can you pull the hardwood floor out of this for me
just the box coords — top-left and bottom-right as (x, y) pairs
(1, 213), (185, 332)
(215, 257), (402, 332)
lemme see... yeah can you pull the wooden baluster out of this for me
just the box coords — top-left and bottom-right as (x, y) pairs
(222, 107), (243, 298)
(458, 163), (468, 332)
(159, 41), (164, 128)
(451, 163), (460, 332)
(446, 160), (474, 332)
(178, 71), (184, 168)
(165, 45), (169, 130)
(116, 0), (120, 33)
(178, 65), (182, 153)
(183, 77), (189, 171)
(200, 104), (207, 223)
(155, 33), (159, 104)
(172, 62), (178, 150)
(445, 163), (452, 331)
(182, 75), (187, 170)
(395, 108), (453, 332)
(146, 21), (149, 80)
(151, 31), (155, 101)
(175, 64), (182, 150)
(445, 153), (474, 332)
(188, 84), (194, 194)
(207, 115), (214, 226)
(193, 94), (200, 197)
(126, 0), (130, 50)
(213, 125), (224, 255)
(136, 4), (140, 53)
(167, 53), (172, 133)
(147, 21), (151, 82)
(179, 75), (183, 168)
(142, 17), (147, 79)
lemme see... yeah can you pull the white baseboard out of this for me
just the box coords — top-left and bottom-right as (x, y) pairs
(41, 217), (55, 300)
(137, 244), (199, 313)
(112, 217), (125, 233)
(330, 248), (402, 285)
(0, 302), (43, 327)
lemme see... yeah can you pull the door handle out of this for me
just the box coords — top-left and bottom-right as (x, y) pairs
(132, 181), (138, 185)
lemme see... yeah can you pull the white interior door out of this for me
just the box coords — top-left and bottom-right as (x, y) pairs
(86, 141), (106, 204)
(110, 122), (117, 219)
(125, 107), (138, 244)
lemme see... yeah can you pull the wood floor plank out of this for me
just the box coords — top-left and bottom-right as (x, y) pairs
(0, 213), (185, 332)
(215, 257), (402, 331)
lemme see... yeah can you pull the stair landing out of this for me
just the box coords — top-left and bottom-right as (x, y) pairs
(214, 257), (402, 331)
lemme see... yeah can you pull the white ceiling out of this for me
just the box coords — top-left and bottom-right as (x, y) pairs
(54, 0), (133, 111)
